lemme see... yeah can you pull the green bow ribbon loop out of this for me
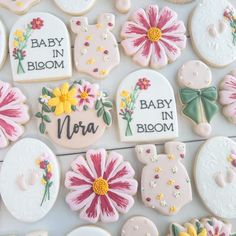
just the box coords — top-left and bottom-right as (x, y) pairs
(179, 87), (219, 124)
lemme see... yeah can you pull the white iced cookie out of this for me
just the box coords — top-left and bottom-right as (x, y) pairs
(9, 12), (72, 83)
(117, 69), (178, 143)
(195, 136), (236, 219)
(178, 60), (218, 137)
(54, 0), (96, 15)
(71, 14), (120, 80)
(116, 0), (131, 13)
(0, 0), (40, 15)
(121, 216), (159, 236)
(25, 231), (48, 236)
(0, 19), (7, 69)
(67, 226), (111, 236)
(189, 0), (236, 67)
(0, 138), (60, 222)
(135, 142), (192, 216)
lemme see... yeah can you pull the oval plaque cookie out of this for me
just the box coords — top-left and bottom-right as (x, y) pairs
(35, 80), (113, 149)
(117, 69), (178, 142)
(0, 138), (60, 222)
(9, 12), (72, 82)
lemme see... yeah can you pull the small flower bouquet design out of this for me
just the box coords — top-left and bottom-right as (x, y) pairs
(36, 154), (53, 206)
(12, 17), (44, 74)
(119, 78), (151, 136)
(224, 7), (236, 45)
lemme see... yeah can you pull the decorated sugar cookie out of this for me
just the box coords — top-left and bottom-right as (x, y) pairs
(65, 149), (138, 223)
(178, 60), (218, 137)
(166, 0), (194, 3)
(219, 70), (236, 124)
(121, 216), (159, 236)
(9, 12), (72, 83)
(135, 142), (192, 216)
(67, 226), (111, 236)
(189, 0), (236, 67)
(25, 231), (48, 236)
(121, 4), (186, 69)
(0, 138), (60, 222)
(168, 217), (235, 236)
(116, 0), (131, 13)
(0, 0), (40, 15)
(117, 69), (178, 143)
(0, 81), (30, 148)
(35, 80), (113, 149)
(0, 19), (7, 69)
(54, 0), (96, 15)
(195, 136), (236, 219)
(71, 14), (120, 80)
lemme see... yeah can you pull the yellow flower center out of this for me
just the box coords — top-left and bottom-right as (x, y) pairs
(93, 177), (109, 195)
(80, 91), (89, 99)
(60, 95), (68, 102)
(147, 27), (162, 42)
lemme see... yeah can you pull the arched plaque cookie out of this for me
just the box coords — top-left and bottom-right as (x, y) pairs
(71, 13), (120, 80)
(35, 80), (113, 149)
(135, 142), (192, 215)
(117, 69), (178, 142)
(54, 0), (96, 15)
(0, 138), (60, 222)
(195, 136), (236, 219)
(0, 19), (7, 69)
(0, 0), (40, 15)
(67, 226), (111, 236)
(189, 0), (236, 67)
(9, 12), (72, 82)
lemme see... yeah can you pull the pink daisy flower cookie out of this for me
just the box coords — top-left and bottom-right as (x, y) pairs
(121, 4), (186, 69)
(219, 70), (236, 124)
(65, 149), (138, 223)
(0, 81), (29, 148)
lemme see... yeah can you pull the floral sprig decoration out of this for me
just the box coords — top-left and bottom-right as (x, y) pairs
(224, 7), (236, 45)
(13, 17), (44, 74)
(119, 78), (151, 136)
(36, 153), (53, 206)
(227, 149), (236, 167)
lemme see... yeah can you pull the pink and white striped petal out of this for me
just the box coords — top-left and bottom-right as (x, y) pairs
(65, 171), (92, 190)
(219, 90), (236, 105)
(109, 179), (138, 195)
(157, 7), (177, 31)
(121, 21), (147, 38)
(146, 5), (159, 28)
(150, 42), (168, 69)
(0, 128), (8, 148)
(223, 103), (236, 124)
(221, 75), (236, 91)
(131, 8), (150, 30)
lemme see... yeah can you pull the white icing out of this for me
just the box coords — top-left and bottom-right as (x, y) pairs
(195, 136), (236, 219)
(166, 0), (194, 3)
(0, 138), (60, 222)
(190, 0), (236, 67)
(25, 231), (48, 236)
(0, 19), (6, 69)
(67, 226), (111, 236)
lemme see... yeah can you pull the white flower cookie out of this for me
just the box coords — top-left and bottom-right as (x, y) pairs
(189, 0), (236, 67)
(54, 0), (96, 16)
(71, 13), (120, 80)
(9, 12), (72, 83)
(67, 226), (111, 236)
(0, 138), (60, 222)
(195, 136), (236, 219)
(0, 19), (7, 69)
(135, 142), (192, 216)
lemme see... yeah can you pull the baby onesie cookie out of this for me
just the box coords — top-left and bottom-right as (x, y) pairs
(168, 217), (234, 236)
(121, 4), (186, 69)
(54, 0), (96, 15)
(0, 0), (40, 15)
(121, 216), (159, 236)
(9, 12), (72, 83)
(0, 19), (7, 69)
(195, 136), (236, 219)
(35, 80), (113, 149)
(65, 149), (138, 223)
(219, 70), (236, 124)
(0, 138), (60, 222)
(178, 60), (218, 137)
(189, 0), (236, 67)
(67, 226), (111, 236)
(116, 0), (131, 13)
(25, 231), (48, 236)
(117, 69), (178, 142)
(0, 81), (30, 148)
(135, 142), (192, 216)
(71, 14), (120, 80)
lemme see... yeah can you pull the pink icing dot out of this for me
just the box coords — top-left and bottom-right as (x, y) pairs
(146, 197), (151, 202)
(232, 160), (236, 167)
(175, 185), (180, 190)
(84, 42), (89, 47)
(76, 21), (81, 25)
(108, 22), (113, 27)
(154, 174), (159, 179)
(146, 149), (151, 154)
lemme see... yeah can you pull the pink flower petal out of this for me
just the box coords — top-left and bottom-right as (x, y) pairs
(108, 190), (134, 213)
(86, 149), (106, 178)
(221, 75), (236, 91)
(131, 8), (150, 30)
(65, 171), (92, 190)
(157, 7), (177, 31)
(150, 42), (168, 68)
(104, 151), (123, 180)
(219, 90), (236, 105)
(162, 21), (186, 35)
(161, 32), (186, 49)
(65, 188), (94, 211)
(80, 194), (100, 223)
(109, 179), (138, 195)
(0, 128), (8, 148)
(100, 195), (119, 223)
(71, 156), (95, 182)
(121, 21), (147, 38)
(222, 103), (236, 124)
(146, 5), (159, 28)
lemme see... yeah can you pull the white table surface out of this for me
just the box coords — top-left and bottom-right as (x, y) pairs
(0, 0), (235, 235)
